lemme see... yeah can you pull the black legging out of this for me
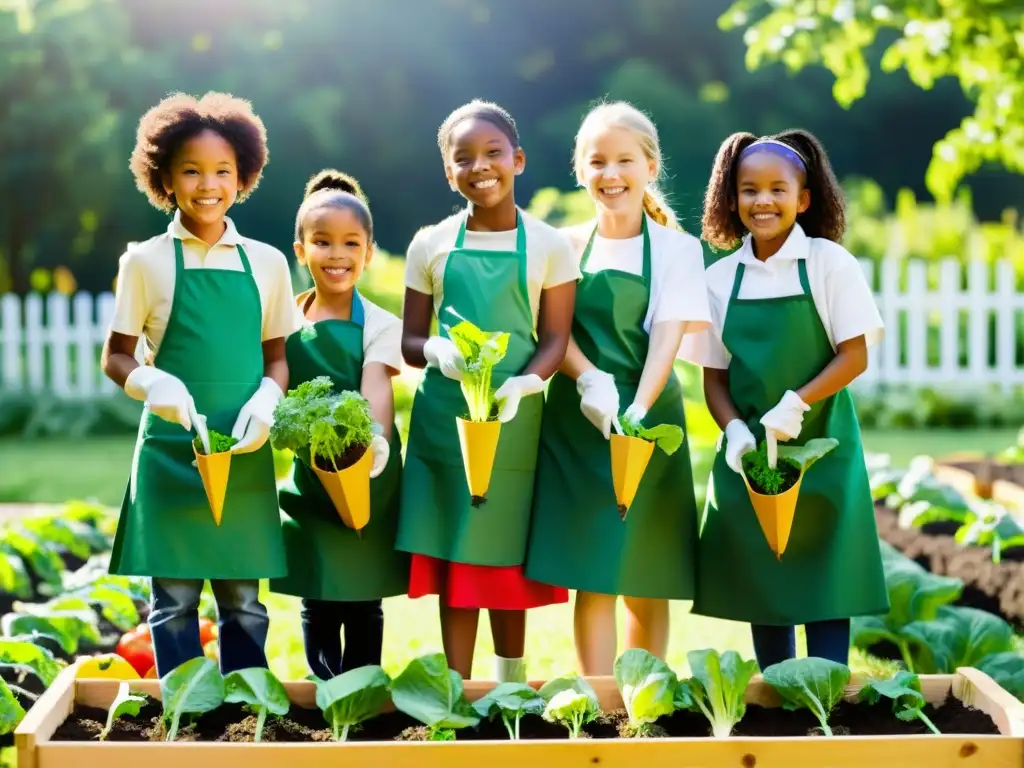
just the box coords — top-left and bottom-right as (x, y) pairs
(300, 598), (384, 679)
(750, 618), (851, 669)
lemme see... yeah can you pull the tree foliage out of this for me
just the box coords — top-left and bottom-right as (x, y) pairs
(721, 0), (1024, 202)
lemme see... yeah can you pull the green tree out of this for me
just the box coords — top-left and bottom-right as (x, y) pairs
(720, 0), (1023, 202)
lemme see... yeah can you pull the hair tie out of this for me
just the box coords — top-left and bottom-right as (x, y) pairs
(739, 137), (807, 170)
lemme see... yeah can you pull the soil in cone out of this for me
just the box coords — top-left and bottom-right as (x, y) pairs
(610, 433), (655, 519)
(456, 417), (501, 506)
(313, 446), (373, 532)
(741, 470), (803, 559)
(193, 445), (231, 526)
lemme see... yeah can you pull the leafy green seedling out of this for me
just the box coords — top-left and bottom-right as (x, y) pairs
(742, 437), (838, 495)
(860, 671), (940, 734)
(443, 309), (510, 423)
(762, 657), (851, 736)
(390, 653), (479, 741)
(679, 648), (760, 738)
(315, 665), (391, 742)
(613, 649), (678, 736)
(619, 414), (684, 456)
(160, 657), (225, 742)
(538, 675), (600, 739)
(472, 682), (544, 740)
(99, 682), (147, 741)
(193, 430), (237, 454)
(224, 668), (290, 743)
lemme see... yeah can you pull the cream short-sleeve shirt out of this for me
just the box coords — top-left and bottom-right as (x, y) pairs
(109, 211), (297, 357)
(294, 289), (403, 374)
(563, 217), (712, 337)
(679, 224), (884, 369)
(404, 208), (580, 328)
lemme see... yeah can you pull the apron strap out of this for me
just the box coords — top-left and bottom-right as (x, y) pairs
(350, 289), (366, 327)
(235, 244), (254, 276)
(579, 215), (651, 279)
(797, 258), (811, 295)
(173, 238), (186, 278)
(730, 262), (746, 302)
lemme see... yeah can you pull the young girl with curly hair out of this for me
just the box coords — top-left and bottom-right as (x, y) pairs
(682, 129), (889, 668)
(102, 92), (296, 677)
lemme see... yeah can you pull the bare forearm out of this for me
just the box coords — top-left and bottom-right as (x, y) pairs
(401, 289), (433, 368)
(704, 367), (741, 431)
(361, 365), (395, 440)
(631, 321), (684, 411)
(795, 337), (867, 405)
(261, 338), (289, 392)
(559, 335), (594, 380)
(525, 281), (574, 381)
(101, 332), (141, 388)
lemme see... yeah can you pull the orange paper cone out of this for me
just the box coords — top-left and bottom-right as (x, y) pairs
(193, 444), (231, 526)
(456, 417), (501, 504)
(741, 470), (803, 559)
(312, 447), (373, 532)
(610, 433), (655, 519)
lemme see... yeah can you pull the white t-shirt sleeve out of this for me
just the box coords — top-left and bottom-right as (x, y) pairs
(650, 233), (712, 334)
(544, 228), (582, 288)
(404, 228), (435, 296)
(362, 304), (403, 373)
(819, 241), (884, 347)
(261, 249), (298, 341)
(676, 257), (733, 369)
(109, 248), (147, 338)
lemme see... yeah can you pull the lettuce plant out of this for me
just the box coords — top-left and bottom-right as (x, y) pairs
(0, 679), (26, 738)
(160, 657), (225, 741)
(538, 675), (600, 738)
(619, 414), (684, 455)
(270, 376), (374, 471)
(472, 682), (544, 740)
(390, 653), (479, 740)
(678, 649), (759, 738)
(225, 668), (291, 743)
(443, 310), (509, 423)
(99, 682), (147, 741)
(193, 429), (237, 455)
(743, 438), (838, 495)
(613, 649), (678, 736)
(860, 671), (940, 734)
(762, 657), (851, 736)
(315, 665), (391, 741)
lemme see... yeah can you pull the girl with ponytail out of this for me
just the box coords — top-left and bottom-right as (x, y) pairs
(268, 169), (410, 679)
(525, 101), (712, 674)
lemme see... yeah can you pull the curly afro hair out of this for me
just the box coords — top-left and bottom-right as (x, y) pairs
(701, 128), (845, 251)
(130, 91), (269, 212)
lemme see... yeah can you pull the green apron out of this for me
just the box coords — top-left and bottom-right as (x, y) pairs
(109, 238), (286, 580)
(525, 217), (699, 598)
(397, 211), (543, 566)
(269, 291), (410, 601)
(693, 257), (889, 625)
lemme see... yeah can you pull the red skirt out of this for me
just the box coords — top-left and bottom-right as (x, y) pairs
(408, 554), (569, 610)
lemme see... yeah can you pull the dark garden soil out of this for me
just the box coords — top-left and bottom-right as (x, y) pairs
(313, 443), (368, 473)
(50, 695), (998, 743)
(874, 503), (1024, 631)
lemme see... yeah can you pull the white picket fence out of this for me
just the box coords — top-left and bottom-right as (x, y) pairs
(1, 257), (1022, 397)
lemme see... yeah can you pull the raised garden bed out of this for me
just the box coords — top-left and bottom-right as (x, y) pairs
(16, 664), (1024, 768)
(937, 454), (1024, 501)
(874, 502), (1024, 630)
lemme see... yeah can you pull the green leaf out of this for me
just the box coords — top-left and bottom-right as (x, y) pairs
(861, 671), (939, 734)
(976, 652), (1024, 701)
(684, 648), (760, 738)
(100, 682), (147, 740)
(442, 309), (510, 423)
(0, 637), (62, 687)
(269, 376), (373, 468)
(0, 553), (30, 599)
(613, 649), (678, 731)
(2, 602), (102, 656)
(541, 687), (600, 739)
(314, 665), (391, 742)
(619, 415), (685, 456)
(225, 668), (290, 743)
(472, 683), (544, 739)
(0, 678), (26, 737)
(763, 658), (851, 736)
(160, 657), (225, 741)
(904, 606), (1014, 674)
(776, 438), (839, 471)
(390, 653), (480, 733)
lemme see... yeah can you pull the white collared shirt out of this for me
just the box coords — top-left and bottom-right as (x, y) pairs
(109, 210), (297, 356)
(679, 224), (883, 369)
(562, 217), (712, 337)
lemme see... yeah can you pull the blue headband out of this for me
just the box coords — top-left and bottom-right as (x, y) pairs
(739, 138), (807, 171)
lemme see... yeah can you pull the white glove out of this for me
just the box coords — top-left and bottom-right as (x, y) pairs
(622, 401), (647, 428)
(759, 390), (810, 442)
(577, 369), (619, 440)
(124, 366), (195, 431)
(369, 434), (389, 478)
(494, 374), (545, 423)
(230, 377), (283, 454)
(724, 419), (757, 474)
(423, 336), (465, 381)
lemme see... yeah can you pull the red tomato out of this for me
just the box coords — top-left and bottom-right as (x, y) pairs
(198, 618), (218, 647)
(116, 631), (155, 677)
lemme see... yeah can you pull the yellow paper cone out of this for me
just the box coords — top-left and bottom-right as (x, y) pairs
(456, 417), (501, 505)
(193, 445), (231, 526)
(312, 447), (373, 532)
(610, 433), (656, 519)
(741, 470), (803, 559)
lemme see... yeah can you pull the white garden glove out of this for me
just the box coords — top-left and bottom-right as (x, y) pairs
(577, 369), (619, 440)
(622, 401), (647, 427)
(124, 366), (195, 431)
(423, 336), (465, 381)
(759, 390), (811, 443)
(369, 432), (389, 479)
(723, 419), (757, 474)
(230, 377), (283, 454)
(494, 373), (545, 423)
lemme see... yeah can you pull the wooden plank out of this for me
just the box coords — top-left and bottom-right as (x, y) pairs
(956, 668), (1024, 737)
(15, 666), (78, 768)
(34, 734), (1024, 768)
